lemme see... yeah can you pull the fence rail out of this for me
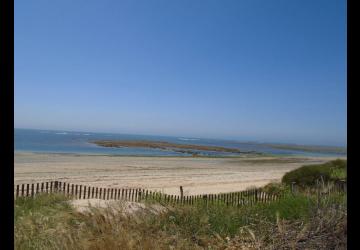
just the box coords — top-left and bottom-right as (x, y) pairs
(14, 180), (346, 207)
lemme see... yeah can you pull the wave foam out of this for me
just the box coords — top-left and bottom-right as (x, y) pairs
(55, 132), (68, 135)
(178, 138), (200, 141)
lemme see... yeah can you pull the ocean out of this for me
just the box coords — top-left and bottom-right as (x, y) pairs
(14, 128), (345, 157)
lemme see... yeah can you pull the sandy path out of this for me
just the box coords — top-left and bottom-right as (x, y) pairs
(14, 152), (344, 195)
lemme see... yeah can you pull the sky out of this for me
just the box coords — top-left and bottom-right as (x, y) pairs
(15, 0), (347, 146)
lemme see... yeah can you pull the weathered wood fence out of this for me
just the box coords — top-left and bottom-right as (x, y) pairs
(14, 181), (281, 206)
(14, 180), (346, 206)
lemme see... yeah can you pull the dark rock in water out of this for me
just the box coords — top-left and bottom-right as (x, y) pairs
(90, 140), (256, 155)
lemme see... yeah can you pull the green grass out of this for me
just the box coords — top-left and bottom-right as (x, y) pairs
(282, 159), (346, 187)
(259, 182), (289, 195)
(14, 193), (74, 250)
(15, 189), (346, 249)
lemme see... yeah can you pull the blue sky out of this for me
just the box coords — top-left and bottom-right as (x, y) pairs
(15, 0), (347, 146)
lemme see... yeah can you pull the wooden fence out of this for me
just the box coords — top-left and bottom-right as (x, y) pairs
(14, 181), (281, 206)
(14, 180), (346, 206)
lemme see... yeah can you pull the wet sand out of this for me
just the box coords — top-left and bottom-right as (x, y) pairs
(14, 152), (345, 195)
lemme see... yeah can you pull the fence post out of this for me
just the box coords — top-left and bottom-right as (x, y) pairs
(30, 184), (34, 197)
(34, 183), (38, 196)
(21, 184), (25, 197)
(130, 189), (133, 201)
(26, 184), (29, 197)
(340, 180), (346, 193)
(88, 187), (91, 199)
(180, 186), (184, 199)
(79, 185), (83, 199)
(82, 186), (85, 199)
(16, 185), (19, 198)
(70, 184), (73, 196)
(202, 194), (206, 206)
(75, 185), (78, 198)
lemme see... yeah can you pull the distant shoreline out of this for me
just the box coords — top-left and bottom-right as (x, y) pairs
(14, 151), (344, 160)
(262, 143), (346, 154)
(14, 150), (266, 158)
(90, 139), (346, 156)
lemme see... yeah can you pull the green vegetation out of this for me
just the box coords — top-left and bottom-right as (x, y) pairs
(14, 193), (74, 249)
(14, 159), (347, 249)
(15, 187), (346, 249)
(260, 182), (289, 196)
(91, 139), (261, 155)
(282, 159), (347, 187)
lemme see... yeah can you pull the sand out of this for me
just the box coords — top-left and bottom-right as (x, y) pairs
(14, 152), (345, 195)
(69, 199), (167, 214)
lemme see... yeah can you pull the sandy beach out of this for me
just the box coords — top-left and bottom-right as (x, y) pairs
(14, 152), (345, 195)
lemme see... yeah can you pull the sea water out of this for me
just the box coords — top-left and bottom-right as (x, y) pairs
(14, 128), (345, 157)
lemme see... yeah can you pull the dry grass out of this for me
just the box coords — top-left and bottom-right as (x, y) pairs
(15, 189), (346, 250)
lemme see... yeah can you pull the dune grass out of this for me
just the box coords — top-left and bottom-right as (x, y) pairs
(15, 187), (346, 250)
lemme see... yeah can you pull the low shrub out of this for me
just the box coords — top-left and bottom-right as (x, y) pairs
(282, 159), (346, 187)
(261, 182), (288, 196)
